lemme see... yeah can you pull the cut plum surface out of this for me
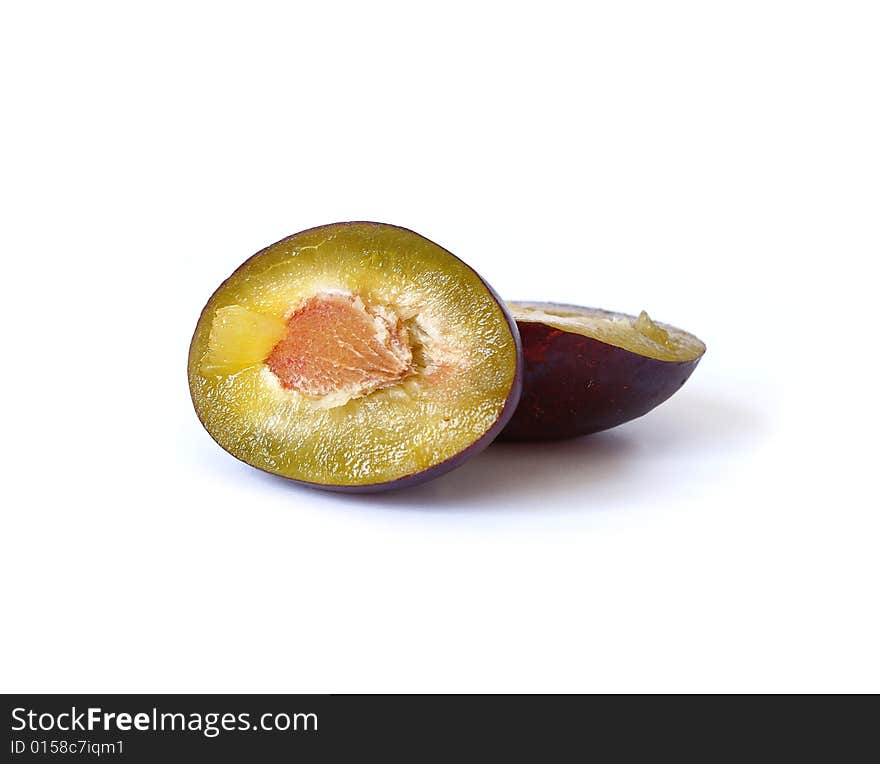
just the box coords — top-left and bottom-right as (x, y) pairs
(508, 303), (705, 363)
(501, 302), (705, 441)
(188, 222), (522, 491)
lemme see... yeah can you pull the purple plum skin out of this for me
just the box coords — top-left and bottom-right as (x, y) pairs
(500, 318), (701, 441)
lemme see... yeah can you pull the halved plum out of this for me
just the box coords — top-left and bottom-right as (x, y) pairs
(500, 302), (705, 441)
(188, 222), (522, 491)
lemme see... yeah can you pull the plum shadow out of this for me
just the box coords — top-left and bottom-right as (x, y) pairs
(231, 390), (769, 511)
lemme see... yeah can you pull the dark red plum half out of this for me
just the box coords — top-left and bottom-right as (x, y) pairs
(500, 302), (705, 441)
(188, 222), (522, 491)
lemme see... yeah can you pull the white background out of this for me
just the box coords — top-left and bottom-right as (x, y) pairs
(2, 1), (878, 693)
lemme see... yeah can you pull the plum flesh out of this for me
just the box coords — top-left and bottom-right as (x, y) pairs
(188, 222), (522, 491)
(500, 302), (705, 441)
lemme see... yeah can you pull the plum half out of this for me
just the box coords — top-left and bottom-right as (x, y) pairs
(500, 302), (705, 441)
(188, 222), (522, 491)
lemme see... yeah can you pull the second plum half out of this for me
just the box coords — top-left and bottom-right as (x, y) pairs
(500, 302), (706, 441)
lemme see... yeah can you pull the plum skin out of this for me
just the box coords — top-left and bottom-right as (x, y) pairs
(188, 221), (523, 492)
(499, 318), (701, 441)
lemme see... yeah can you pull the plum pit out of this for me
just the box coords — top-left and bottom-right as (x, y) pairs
(265, 293), (414, 404)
